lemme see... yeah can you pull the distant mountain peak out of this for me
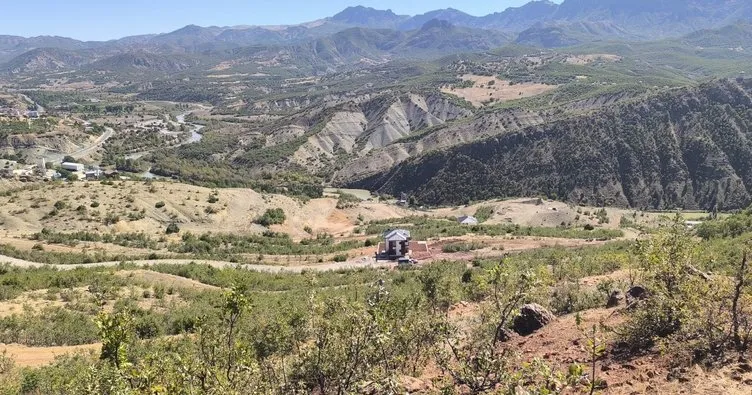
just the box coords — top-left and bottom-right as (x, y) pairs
(330, 6), (408, 28)
(420, 19), (456, 31)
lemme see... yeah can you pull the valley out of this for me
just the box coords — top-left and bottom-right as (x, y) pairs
(2, 0), (752, 393)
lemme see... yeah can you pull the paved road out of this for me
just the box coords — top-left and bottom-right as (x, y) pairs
(0, 254), (395, 273)
(125, 110), (204, 160)
(69, 127), (114, 159)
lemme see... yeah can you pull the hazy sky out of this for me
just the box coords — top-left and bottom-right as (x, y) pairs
(0, 0), (555, 41)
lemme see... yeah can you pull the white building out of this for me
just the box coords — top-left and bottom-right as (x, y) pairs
(61, 162), (85, 172)
(458, 215), (479, 225)
(383, 229), (411, 258)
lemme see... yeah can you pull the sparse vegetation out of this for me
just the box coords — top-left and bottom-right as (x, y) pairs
(254, 208), (286, 227)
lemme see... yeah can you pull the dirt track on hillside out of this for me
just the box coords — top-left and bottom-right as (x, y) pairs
(0, 254), (396, 273)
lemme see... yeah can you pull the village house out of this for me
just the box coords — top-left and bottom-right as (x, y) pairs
(458, 215), (479, 225)
(382, 229), (411, 259)
(61, 162), (85, 172)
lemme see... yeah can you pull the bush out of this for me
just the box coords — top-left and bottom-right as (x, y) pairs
(584, 224), (595, 231)
(442, 242), (485, 253)
(474, 206), (494, 223)
(255, 208), (286, 227)
(336, 192), (360, 209)
(332, 254), (348, 262)
(103, 214), (120, 225)
(155, 201), (166, 209)
(166, 223), (180, 235)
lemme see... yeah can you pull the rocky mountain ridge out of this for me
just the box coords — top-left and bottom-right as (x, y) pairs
(3, 0), (752, 72)
(349, 78), (752, 211)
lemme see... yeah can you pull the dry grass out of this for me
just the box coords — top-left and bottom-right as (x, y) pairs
(0, 343), (100, 367)
(0, 181), (410, 241)
(442, 74), (557, 107)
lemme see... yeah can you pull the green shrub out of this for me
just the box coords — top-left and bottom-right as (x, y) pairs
(255, 208), (286, 227)
(442, 242), (485, 253)
(474, 206), (494, 223)
(336, 192), (360, 209)
(155, 201), (166, 209)
(166, 223), (180, 235)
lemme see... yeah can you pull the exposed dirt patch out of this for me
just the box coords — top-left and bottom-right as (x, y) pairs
(1, 343), (100, 367)
(432, 198), (664, 231)
(115, 270), (220, 291)
(427, 235), (605, 262)
(0, 290), (67, 318)
(442, 74), (557, 107)
(441, 304), (752, 394)
(0, 182), (412, 243)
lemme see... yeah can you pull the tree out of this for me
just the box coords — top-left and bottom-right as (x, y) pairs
(96, 311), (133, 370)
(255, 208), (286, 227)
(62, 155), (76, 163)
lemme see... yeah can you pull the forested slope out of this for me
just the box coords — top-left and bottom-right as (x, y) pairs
(353, 78), (752, 210)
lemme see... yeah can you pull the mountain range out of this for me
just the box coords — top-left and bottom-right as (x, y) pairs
(2, 0), (752, 74)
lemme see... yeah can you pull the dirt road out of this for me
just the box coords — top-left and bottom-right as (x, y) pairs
(0, 254), (394, 273)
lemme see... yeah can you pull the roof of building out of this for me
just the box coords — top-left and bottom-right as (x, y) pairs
(458, 215), (479, 223)
(383, 229), (410, 241)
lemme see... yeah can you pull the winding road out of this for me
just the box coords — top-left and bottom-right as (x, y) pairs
(125, 111), (205, 161)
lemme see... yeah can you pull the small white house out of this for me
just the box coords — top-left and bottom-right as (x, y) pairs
(458, 215), (479, 225)
(383, 229), (411, 258)
(61, 162), (85, 172)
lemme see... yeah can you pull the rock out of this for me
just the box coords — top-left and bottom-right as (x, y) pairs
(513, 303), (556, 336)
(496, 328), (514, 342)
(607, 289), (624, 308)
(399, 376), (429, 393)
(626, 286), (648, 305)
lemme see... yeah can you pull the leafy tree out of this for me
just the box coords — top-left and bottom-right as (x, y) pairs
(255, 208), (286, 227)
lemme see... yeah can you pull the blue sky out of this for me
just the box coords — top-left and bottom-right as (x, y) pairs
(0, 0), (550, 41)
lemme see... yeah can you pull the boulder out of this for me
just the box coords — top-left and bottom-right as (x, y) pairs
(513, 303), (556, 336)
(607, 290), (624, 308)
(626, 286), (648, 305)
(399, 376), (430, 393)
(495, 327), (514, 343)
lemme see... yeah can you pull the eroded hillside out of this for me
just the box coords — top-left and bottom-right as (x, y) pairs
(352, 78), (752, 210)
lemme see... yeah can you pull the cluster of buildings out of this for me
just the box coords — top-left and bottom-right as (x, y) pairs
(0, 158), (118, 182)
(61, 161), (118, 180)
(0, 158), (56, 181)
(0, 107), (23, 118)
(0, 106), (41, 119)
